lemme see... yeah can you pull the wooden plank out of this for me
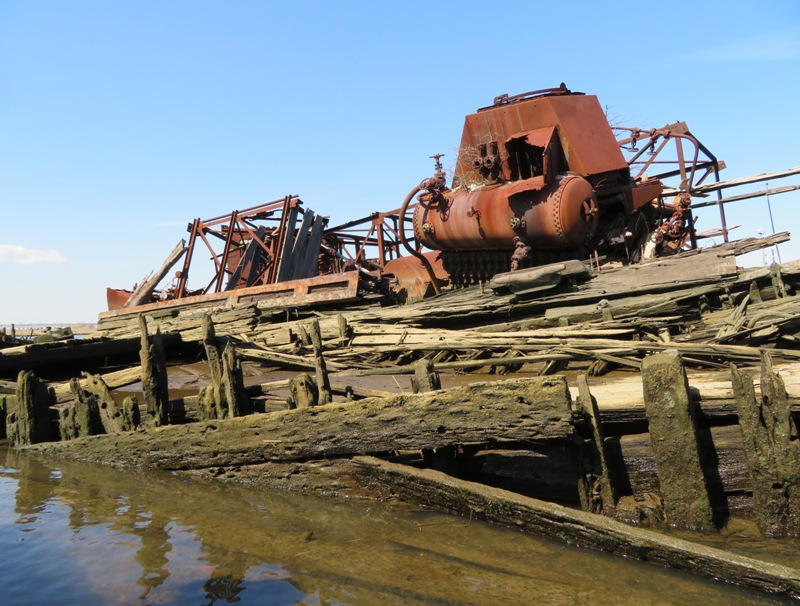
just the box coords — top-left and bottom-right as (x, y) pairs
(353, 457), (800, 600)
(642, 351), (714, 530)
(26, 377), (576, 470)
(278, 207), (312, 282)
(124, 240), (187, 308)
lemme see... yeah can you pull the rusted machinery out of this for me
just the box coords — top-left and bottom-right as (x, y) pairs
(106, 84), (800, 314)
(401, 84), (714, 287)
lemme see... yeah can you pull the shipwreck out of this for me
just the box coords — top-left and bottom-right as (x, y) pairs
(3, 84), (800, 599)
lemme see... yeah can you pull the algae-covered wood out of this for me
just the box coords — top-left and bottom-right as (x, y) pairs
(27, 377), (576, 470)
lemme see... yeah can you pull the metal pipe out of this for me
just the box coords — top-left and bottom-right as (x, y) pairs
(397, 183), (442, 296)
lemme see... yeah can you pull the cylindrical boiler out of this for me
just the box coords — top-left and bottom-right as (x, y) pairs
(413, 174), (598, 251)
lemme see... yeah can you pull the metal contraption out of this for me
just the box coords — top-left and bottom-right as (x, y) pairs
(406, 85), (709, 286)
(107, 84), (800, 313)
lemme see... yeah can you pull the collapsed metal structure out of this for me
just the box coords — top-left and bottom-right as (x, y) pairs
(104, 84), (800, 316)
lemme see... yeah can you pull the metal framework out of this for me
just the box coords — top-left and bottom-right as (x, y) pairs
(614, 122), (726, 241)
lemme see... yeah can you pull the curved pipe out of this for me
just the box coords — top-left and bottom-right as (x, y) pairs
(397, 183), (442, 296)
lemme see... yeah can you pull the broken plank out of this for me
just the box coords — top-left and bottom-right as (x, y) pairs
(353, 456), (800, 599)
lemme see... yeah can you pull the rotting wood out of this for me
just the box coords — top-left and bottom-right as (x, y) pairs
(0, 395), (6, 440)
(52, 366), (142, 404)
(26, 377), (577, 470)
(574, 374), (618, 516)
(288, 373), (317, 409)
(123, 239), (187, 308)
(642, 351), (715, 530)
(138, 315), (168, 426)
(13, 370), (55, 446)
(411, 358), (440, 393)
(307, 319), (332, 405)
(80, 372), (130, 434)
(201, 314), (224, 419)
(731, 353), (800, 536)
(60, 378), (103, 440)
(221, 342), (251, 417)
(352, 456), (800, 600)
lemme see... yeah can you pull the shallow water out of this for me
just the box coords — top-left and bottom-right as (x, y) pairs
(0, 442), (792, 605)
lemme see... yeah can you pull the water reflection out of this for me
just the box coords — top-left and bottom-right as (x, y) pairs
(0, 443), (789, 605)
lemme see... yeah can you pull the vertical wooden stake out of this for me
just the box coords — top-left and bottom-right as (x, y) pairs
(731, 353), (800, 536)
(337, 314), (351, 347)
(0, 395), (7, 440)
(411, 358), (441, 393)
(138, 315), (169, 426)
(288, 373), (318, 409)
(64, 377), (103, 439)
(642, 351), (714, 530)
(221, 343), (251, 417)
(574, 374), (618, 516)
(14, 370), (55, 446)
(201, 314), (226, 419)
(307, 319), (332, 405)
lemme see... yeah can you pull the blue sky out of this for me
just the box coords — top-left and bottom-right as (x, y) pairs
(1, 0), (799, 323)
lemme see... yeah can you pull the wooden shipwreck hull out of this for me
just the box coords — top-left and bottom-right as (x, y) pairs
(4, 233), (800, 598)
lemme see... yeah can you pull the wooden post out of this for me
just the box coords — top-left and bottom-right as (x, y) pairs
(307, 319), (332, 405)
(122, 396), (141, 430)
(771, 263), (787, 299)
(221, 343), (251, 417)
(749, 280), (763, 304)
(288, 373), (318, 409)
(61, 377), (103, 439)
(81, 372), (129, 433)
(200, 314), (225, 419)
(138, 315), (169, 426)
(411, 358), (441, 393)
(0, 395), (7, 440)
(14, 370), (55, 446)
(731, 353), (800, 536)
(337, 314), (351, 347)
(574, 374), (618, 516)
(641, 351), (714, 530)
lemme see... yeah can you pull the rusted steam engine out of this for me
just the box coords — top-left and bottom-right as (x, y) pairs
(110, 84), (752, 314)
(406, 84), (666, 286)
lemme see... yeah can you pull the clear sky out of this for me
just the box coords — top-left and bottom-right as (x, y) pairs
(1, 0), (799, 324)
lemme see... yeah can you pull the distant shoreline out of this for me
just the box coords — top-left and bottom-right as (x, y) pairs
(1, 323), (97, 336)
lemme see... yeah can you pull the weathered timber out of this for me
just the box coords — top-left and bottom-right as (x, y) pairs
(352, 456), (800, 600)
(288, 373), (317, 409)
(60, 378), (103, 440)
(122, 396), (141, 430)
(0, 336), (171, 377)
(337, 314), (351, 347)
(80, 372), (129, 433)
(307, 319), (332, 405)
(0, 394), (7, 439)
(200, 314), (224, 418)
(138, 315), (169, 426)
(574, 374), (618, 515)
(731, 354), (800, 536)
(124, 239), (187, 308)
(52, 366), (142, 404)
(641, 351), (715, 530)
(13, 370), (55, 445)
(26, 377), (576, 470)
(221, 342), (251, 417)
(411, 358), (441, 393)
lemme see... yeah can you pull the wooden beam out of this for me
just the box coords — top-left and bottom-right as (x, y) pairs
(353, 456), (800, 600)
(124, 239), (187, 308)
